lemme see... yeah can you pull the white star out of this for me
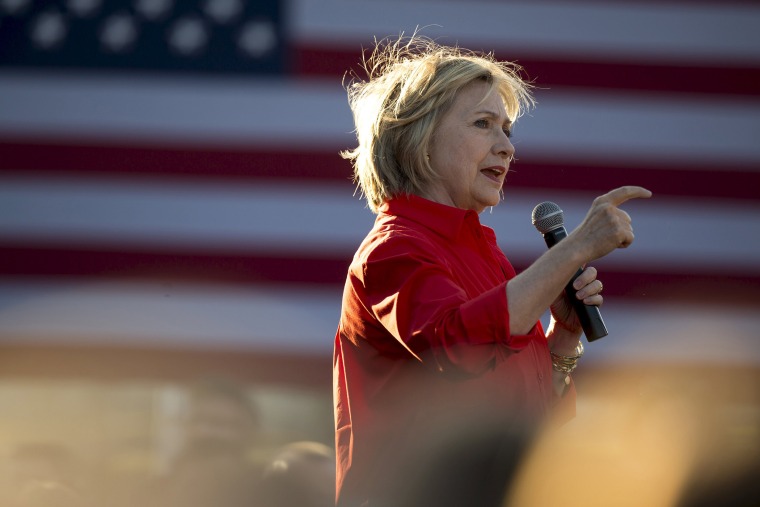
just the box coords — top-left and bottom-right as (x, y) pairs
(67, 0), (100, 18)
(167, 17), (208, 56)
(135, 0), (173, 21)
(100, 13), (138, 53)
(0, 0), (31, 16)
(30, 10), (68, 50)
(202, 0), (242, 24)
(238, 19), (277, 58)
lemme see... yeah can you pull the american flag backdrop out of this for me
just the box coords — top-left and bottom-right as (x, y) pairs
(1, 0), (760, 380)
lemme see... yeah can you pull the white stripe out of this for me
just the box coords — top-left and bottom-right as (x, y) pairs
(291, 0), (760, 65)
(0, 279), (340, 353)
(2, 176), (758, 271)
(2, 72), (760, 166)
(565, 301), (760, 367)
(519, 90), (760, 166)
(0, 71), (354, 149)
(482, 189), (760, 273)
(0, 176), (373, 255)
(1, 278), (757, 365)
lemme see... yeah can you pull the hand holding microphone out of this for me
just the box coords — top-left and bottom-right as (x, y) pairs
(532, 186), (652, 342)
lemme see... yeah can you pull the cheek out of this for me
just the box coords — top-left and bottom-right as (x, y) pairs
(445, 140), (477, 167)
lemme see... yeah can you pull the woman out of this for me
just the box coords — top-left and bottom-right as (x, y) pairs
(333, 36), (650, 507)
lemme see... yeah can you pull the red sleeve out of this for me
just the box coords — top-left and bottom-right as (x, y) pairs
(353, 234), (539, 377)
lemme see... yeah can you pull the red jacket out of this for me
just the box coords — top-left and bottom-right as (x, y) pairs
(334, 194), (575, 506)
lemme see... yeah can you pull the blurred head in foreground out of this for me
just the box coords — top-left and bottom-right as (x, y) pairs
(504, 365), (760, 507)
(259, 441), (336, 507)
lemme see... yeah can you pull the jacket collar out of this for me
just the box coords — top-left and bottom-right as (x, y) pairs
(379, 194), (482, 241)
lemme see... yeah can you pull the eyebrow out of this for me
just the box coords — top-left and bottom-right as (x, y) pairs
(474, 109), (511, 125)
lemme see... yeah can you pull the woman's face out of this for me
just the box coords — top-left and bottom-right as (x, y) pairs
(424, 80), (515, 213)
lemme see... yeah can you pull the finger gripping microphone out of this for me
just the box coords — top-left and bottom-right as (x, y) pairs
(531, 201), (608, 342)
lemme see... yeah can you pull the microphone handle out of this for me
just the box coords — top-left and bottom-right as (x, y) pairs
(544, 227), (609, 342)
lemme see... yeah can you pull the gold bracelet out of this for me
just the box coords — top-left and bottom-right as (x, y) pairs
(550, 340), (584, 374)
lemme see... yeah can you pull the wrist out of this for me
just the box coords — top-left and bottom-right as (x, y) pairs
(548, 319), (582, 355)
(551, 316), (579, 334)
(554, 233), (589, 270)
(549, 340), (584, 376)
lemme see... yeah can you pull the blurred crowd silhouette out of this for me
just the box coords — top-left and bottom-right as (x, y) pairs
(1, 368), (757, 507)
(0, 377), (336, 507)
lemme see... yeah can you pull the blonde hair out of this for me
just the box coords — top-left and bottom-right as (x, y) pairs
(341, 35), (535, 213)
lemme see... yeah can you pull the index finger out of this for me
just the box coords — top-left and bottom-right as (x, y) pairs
(601, 186), (653, 206)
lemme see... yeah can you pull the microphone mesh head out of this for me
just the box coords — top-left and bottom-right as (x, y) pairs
(531, 201), (565, 233)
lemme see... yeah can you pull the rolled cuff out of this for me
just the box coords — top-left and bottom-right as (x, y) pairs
(459, 281), (544, 350)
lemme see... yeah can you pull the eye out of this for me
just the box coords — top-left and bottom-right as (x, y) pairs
(502, 125), (513, 138)
(474, 119), (490, 129)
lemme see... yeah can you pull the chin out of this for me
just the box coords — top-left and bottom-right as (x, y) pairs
(473, 200), (499, 214)
(483, 193), (502, 209)
(470, 188), (501, 212)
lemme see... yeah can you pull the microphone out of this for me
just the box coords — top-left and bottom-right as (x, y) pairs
(531, 201), (608, 342)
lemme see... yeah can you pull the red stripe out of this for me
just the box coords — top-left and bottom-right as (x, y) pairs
(2, 140), (758, 202)
(0, 140), (352, 182)
(0, 243), (351, 286)
(292, 45), (760, 97)
(506, 158), (760, 203)
(2, 243), (758, 306)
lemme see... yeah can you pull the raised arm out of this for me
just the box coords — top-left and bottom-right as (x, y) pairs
(506, 186), (652, 336)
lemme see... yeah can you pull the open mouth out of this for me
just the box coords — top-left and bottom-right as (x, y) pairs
(480, 167), (505, 181)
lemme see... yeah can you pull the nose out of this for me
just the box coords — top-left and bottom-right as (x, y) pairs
(494, 133), (515, 161)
